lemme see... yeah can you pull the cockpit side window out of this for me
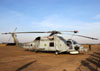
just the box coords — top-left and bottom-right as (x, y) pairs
(66, 41), (72, 46)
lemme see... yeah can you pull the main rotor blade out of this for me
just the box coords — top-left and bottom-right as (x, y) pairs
(2, 32), (50, 34)
(75, 34), (98, 40)
(66, 34), (98, 40)
(13, 30), (78, 34)
(60, 30), (78, 33)
(15, 31), (51, 34)
(1, 30), (78, 34)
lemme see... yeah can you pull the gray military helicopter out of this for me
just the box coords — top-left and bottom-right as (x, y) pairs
(2, 30), (98, 54)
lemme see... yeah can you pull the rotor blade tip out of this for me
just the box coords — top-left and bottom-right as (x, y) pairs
(74, 30), (78, 33)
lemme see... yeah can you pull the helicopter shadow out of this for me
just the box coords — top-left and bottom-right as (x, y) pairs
(25, 49), (70, 55)
(76, 52), (100, 71)
(16, 60), (37, 71)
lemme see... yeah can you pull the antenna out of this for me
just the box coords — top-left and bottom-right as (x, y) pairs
(70, 30), (78, 39)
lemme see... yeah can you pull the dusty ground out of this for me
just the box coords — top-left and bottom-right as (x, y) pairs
(0, 46), (100, 71)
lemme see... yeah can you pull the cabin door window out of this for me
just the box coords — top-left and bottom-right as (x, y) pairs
(49, 42), (54, 47)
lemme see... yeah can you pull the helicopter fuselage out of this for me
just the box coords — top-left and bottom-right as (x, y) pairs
(21, 35), (87, 54)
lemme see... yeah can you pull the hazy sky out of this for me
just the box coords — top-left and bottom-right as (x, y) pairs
(0, 0), (100, 43)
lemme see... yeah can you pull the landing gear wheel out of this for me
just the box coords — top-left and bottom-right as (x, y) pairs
(55, 51), (59, 55)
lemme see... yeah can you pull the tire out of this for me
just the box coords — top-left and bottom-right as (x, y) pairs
(55, 51), (59, 55)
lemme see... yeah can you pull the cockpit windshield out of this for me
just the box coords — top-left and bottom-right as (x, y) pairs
(72, 40), (78, 44)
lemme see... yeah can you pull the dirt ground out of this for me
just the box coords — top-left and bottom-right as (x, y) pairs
(0, 46), (100, 71)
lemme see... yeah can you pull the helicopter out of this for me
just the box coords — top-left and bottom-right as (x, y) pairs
(2, 30), (98, 54)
